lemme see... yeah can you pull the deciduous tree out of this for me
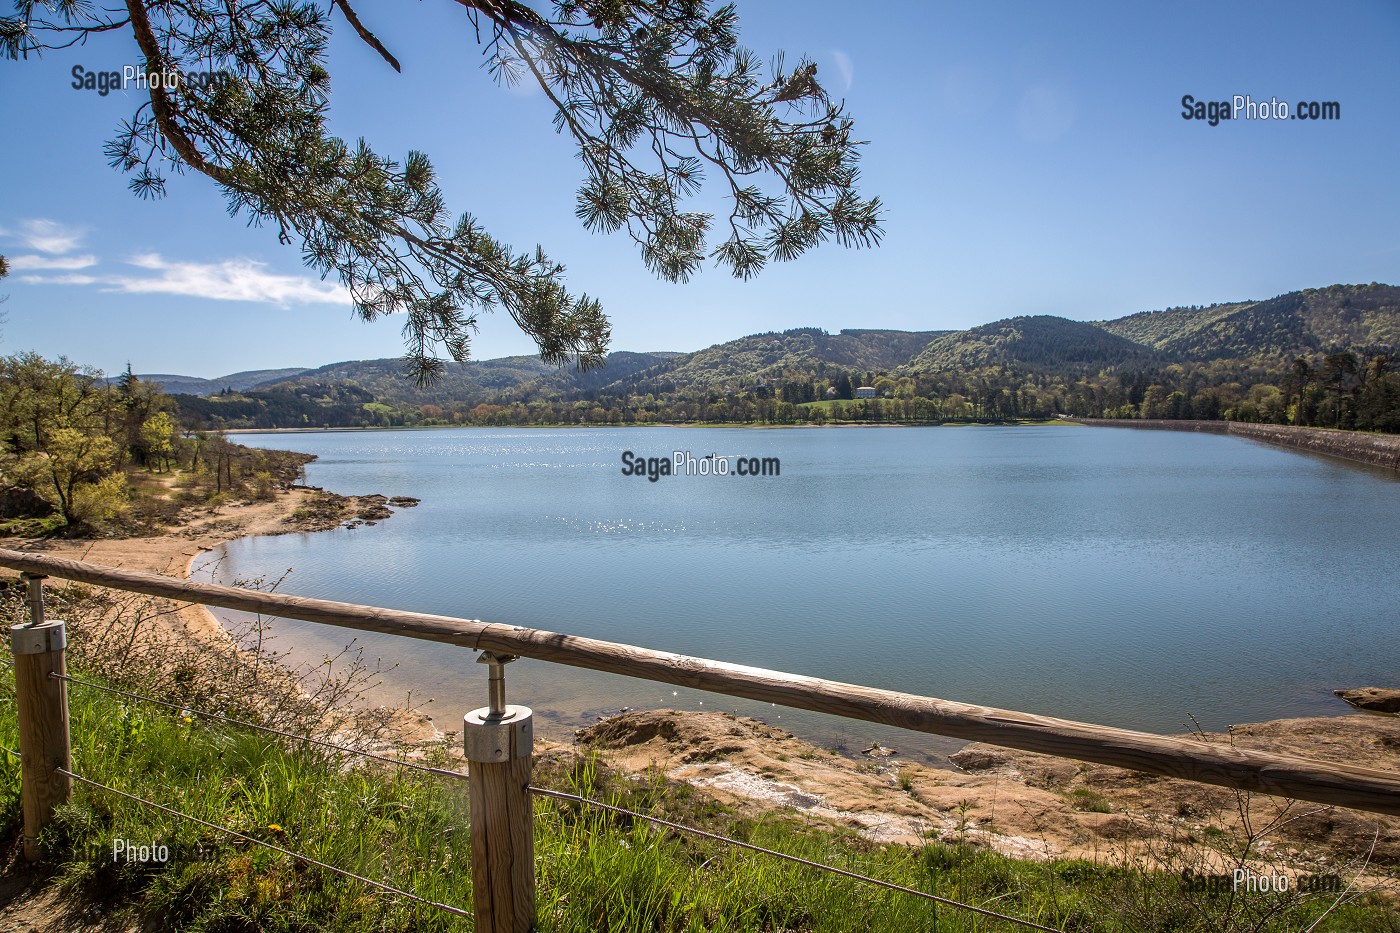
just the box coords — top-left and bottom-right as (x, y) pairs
(140, 411), (177, 472)
(17, 426), (119, 526)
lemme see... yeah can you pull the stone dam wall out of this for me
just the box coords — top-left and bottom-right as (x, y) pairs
(1075, 419), (1400, 471)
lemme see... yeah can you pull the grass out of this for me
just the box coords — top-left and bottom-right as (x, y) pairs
(1068, 789), (1114, 814)
(0, 514), (66, 538)
(1, 669), (1397, 932)
(0, 669), (476, 931)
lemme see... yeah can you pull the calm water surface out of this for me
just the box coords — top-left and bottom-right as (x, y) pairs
(198, 425), (1400, 761)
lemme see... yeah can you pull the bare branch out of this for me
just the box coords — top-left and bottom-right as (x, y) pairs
(331, 0), (401, 73)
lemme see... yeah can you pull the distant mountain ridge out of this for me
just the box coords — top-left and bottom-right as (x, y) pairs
(898, 283), (1399, 375)
(160, 283), (1398, 427)
(904, 316), (1153, 373)
(265, 350), (680, 407)
(128, 368), (310, 396)
(141, 354), (678, 401)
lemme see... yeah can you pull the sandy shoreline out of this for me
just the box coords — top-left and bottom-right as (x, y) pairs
(7, 489), (318, 643)
(4, 485), (449, 749)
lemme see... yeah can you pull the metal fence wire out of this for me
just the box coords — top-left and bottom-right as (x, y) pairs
(56, 767), (474, 920)
(7, 666), (1068, 932)
(529, 784), (1066, 932)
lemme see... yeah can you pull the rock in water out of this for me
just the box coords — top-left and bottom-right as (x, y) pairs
(1333, 688), (1400, 713)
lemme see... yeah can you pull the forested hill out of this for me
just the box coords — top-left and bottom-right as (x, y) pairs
(608, 328), (946, 395)
(904, 316), (1153, 373)
(166, 282), (1399, 431)
(263, 350), (678, 407)
(174, 350), (680, 429)
(1098, 284), (1400, 362)
(904, 284), (1400, 373)
(124, 368), (310, 396)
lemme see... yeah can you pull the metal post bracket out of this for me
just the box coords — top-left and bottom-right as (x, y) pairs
(463, 705), (533, 762)
(464, 649), (533, 762)
(10, 621), (66, 656)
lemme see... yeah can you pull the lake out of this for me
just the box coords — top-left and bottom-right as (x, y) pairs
(196, 424), (1400, 762)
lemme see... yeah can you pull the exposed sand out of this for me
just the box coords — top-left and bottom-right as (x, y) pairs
(10, 488), (318, 640)
(580, 708), (1400, 891)
(3, 484), (441, 745)
(10, 487), (397, 630)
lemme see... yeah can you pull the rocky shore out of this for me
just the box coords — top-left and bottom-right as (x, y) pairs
(6, 484), (416, 578)
(1076, 418), (1400, 471)
(577, 707), (1400, 890)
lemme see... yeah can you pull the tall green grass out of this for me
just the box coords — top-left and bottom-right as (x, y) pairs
(0, 669), (1395, 932)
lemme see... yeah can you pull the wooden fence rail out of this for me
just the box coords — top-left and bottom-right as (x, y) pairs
(3, 546), (1398, 818)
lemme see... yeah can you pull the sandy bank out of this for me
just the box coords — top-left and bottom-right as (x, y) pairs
(2, 484), (438, 742)
(578, 708), (1400, 890)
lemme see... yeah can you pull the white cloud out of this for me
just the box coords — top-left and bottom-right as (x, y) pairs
(5, 221), (352, 307)
(106, 254), (352, 306)
(830, 50), (854, 92)
(3, 219), (88, 255)
(9, 254), (99, 271)
(18, 274), (99, 286)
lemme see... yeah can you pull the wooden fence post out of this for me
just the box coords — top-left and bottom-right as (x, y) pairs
(11, 573), (71, 861)
(462, 652), (534, 933)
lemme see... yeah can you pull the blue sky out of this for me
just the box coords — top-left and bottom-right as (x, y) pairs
(2, 0), (1397, 378)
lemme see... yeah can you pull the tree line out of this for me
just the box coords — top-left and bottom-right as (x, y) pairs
(168, 349), (1400, 433)
(0, 353), (311, 534)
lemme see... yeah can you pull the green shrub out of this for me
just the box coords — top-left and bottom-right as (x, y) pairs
(69, 473), (130, 525)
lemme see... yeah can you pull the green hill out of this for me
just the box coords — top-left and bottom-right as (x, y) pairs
(263, 350), (679, 406)
(900, 284), (1400, 375)
(613, 328), (945, 395)
(1099, 283), (1400, 361)
(167, 283), (1400, 430)
(127, 368), (311, 396)
(904, 315), (1150, 373)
